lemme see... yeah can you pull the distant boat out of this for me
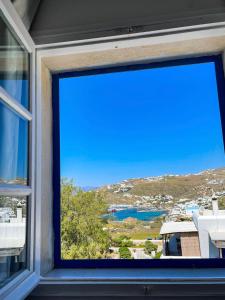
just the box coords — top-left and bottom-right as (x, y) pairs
(109, 209), (116, 213)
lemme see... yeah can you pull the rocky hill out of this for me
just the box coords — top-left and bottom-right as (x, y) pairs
(99, 167), (225, 210)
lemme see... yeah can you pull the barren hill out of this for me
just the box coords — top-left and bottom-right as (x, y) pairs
(99, 167), (225, 209)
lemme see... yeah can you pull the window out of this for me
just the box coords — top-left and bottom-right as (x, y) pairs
(0, 101), (29, 185)
(53, 55), (225, 267)
(0, 12), (32, 287)
(0, 11), (29, 109)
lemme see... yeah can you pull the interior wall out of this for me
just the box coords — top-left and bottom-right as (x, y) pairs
(30, 0), (225, 44)
(41, 33), (225, 73)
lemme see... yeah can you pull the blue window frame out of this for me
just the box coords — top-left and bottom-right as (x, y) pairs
(52, 55), (225, 268)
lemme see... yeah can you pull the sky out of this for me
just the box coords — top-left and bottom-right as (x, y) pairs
(59, 62), (225, 187)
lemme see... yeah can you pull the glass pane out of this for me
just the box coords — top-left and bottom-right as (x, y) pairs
(58, 60), (225, 260)
(0, 101), (28, 185)
(0, 12), (29, 109)
(0, 196), (27, 287)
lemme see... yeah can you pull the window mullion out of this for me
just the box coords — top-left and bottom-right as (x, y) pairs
(0, 86), (32, 121)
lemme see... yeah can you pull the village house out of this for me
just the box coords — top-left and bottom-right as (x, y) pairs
(160, 197), (225, 258)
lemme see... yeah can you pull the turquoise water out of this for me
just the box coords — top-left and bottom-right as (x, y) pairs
(105, 208), (166, 221)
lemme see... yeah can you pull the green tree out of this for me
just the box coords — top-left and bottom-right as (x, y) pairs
(61, 178), (110, 259)
(119, 247), (132, 259)
(144, 240), (157, 255)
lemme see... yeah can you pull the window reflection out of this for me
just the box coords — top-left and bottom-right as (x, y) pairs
(0, 13), (29, 109)
(0, 196), (27, 287)
(0, 101), (28, 185)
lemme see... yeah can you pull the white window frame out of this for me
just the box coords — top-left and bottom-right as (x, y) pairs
(0, 0), (38, 299)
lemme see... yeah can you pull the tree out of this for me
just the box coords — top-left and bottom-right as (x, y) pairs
(61, 178), (110, 259)
(119, 247), (132, 259)
(144, 240), (157, 255)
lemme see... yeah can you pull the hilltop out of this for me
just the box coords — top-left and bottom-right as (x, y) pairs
(99, 167), (225, 210)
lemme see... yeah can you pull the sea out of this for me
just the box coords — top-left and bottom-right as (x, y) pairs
(104, 208), (166, 221)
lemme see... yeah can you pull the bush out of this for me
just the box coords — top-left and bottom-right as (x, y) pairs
(119, 247), (132, 259)
(154, 251), (162, 259)
(219, 197), (225, 209)
(112, 235), (134, 247)
(144, 240), (158, 255)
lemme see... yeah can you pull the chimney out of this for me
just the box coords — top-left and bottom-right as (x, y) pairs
(212, 193), (219, 215)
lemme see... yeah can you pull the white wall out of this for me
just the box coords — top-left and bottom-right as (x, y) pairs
(196, 216), (225, 258)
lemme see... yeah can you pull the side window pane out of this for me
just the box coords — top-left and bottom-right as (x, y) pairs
(0, 196), (27, 287)
(0, 101), (28, 185)
(0, 13), (29, 109)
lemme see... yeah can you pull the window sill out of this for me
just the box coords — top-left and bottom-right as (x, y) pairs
(29, 268), (225, 298)
(40, 268), (225, 283)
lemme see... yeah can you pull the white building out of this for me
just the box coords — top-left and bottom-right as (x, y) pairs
(193, 197), (225, 258)
(160, 221), (200, 257)
(161, 197), (225, 258)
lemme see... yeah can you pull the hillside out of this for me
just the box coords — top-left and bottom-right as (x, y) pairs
(99, 167), (225, 210)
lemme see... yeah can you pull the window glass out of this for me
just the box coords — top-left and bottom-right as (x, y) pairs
(58, 59), (225, 262)
(0, 101), (28, 185)
(0, 13), (29, 109)
(0, 196), (27, 287)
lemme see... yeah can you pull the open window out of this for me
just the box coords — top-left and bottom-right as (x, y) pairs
(52, 55), (225, 268)
(0, 1), (37, 298)
(1, 0), (225, 298)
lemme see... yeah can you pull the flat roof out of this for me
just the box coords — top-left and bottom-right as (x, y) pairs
(160, 221), (197, 235)
(210, 232), (225, 241)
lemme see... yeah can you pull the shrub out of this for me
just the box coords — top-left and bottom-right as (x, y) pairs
(144, 240), (158, 255)
(112, 235), (134, 247)
(154, 251), (162, 259)
(119, 247), (132, 259)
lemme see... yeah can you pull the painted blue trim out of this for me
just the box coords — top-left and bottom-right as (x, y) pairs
(52, 55), (225, 268)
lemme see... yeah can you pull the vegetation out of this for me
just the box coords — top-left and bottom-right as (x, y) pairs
(154, 251), (162, 259)
(119, 247), (132, 259)
(219, 197), (225, 209)
(61, 178), (110, 259)
(112, 235), (134, 247)
(107, 219), (162, 241)
(60, 179), (163, 260)
(144, 240), (158, 255)
(0, 196), (26, 217)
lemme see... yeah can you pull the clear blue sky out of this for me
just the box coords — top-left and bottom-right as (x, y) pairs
(59, 62), (225, 187)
